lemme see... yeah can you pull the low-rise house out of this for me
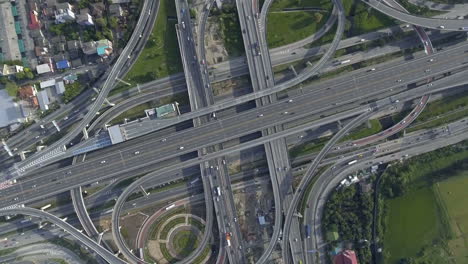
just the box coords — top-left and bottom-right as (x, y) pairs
(55, 3), (75, 23)
(82, 39), (113, 57)
(28, 11), (41, 30)
(77, 10), (94, 26)
(0, 64), (24, 76)
(55, 81), (65, 94)
(109, 4), (124, 17)
(90, 2), (105, 18)
(35, 47), (48, 57)
(56, 59), (70, 70)
(36, 63), (53, 74)
(37, 90), (50, 110)
(40, 79), (56, 89)
(18, 85), (39, 108)
(334, 250), (358, 264)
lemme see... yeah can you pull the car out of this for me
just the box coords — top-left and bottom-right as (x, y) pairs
(369, 68), (375, 71)
(394, 100), (400, 103)
(100, 160), (106, 164)
(283, 111), (289, 115)
(288, 99), (293, 103)
(257, 114), (264, 117)
(429, 58), (434, 62)
(425, 69), (431, 73)
(234, 217), (237, 222)
(134, 151), (140, 155)
(161, 138), (167, 142)
(396, 79), (402, 82)
(179, 146), (185, 150)
(438, 25), (445, 29)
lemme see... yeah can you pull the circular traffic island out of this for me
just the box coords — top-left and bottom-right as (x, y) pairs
(168, 226), (201, 259)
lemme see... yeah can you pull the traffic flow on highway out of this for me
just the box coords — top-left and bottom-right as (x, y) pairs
(1, 0), (468, 263)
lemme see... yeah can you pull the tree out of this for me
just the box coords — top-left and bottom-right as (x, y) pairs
(3, 80), (19, 97)
(109, 17), (119, 29)
(95, 18), (107, 28)
(314, 13), (323, 24)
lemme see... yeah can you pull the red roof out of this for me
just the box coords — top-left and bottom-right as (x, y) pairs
(334, 250), (358, 264)
(28, 11), (40, 30)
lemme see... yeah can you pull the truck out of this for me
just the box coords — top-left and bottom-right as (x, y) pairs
(40, 204), (52, 211)
(165, 204), (176, 211)
(340, 59), (351, 65)
(216, 186), (221, 196)
(347, 160), (357, 165)
(226, 232), (232, 247)
(305, 225), (311, 239)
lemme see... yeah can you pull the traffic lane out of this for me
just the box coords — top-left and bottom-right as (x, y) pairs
(3, 49), (468, 206)
(124, 38), (468, 138)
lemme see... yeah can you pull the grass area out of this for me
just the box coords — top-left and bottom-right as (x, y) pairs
(407, 90), (468, 132)
(381, 139), (468, 264)
(188, 218), (205, 232)
(212, 6), (245, 57)
(341, 119), (382, 141)
(0, 247), (17, 256)
(160, 243), (177, 263)
(148, 208), (186, 240)
(267, 11), (329, 48)
(122, 0), (183, 88)
(49, 238), (99, 264)
(172, 229), (199, 257)
(384, 187), (444, 264)
(267, 0), (332, 48)
(110, 102), (153, 125)
(435, 172), (468, 263)
(193, 246), (211, 264)
(48, 258), (68, 264)
(398, 0), (447, 17)
(289, 135), (331, 158)
(160, 217), (186, 240)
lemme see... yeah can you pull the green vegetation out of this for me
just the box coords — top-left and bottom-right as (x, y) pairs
(172, 229), (199, 257)
(110, 102), (153, 125)
(0, 247), (17, 256)
(379, 139), (468, 264)
(3, 80), (19, 97)
(267, 0), (332, 48)
(193, 246), (211, 264)
(323, 181), (374, 263)
(160, 243), (176, 262)
(49, 238), (99, 264)
(211, 5), (245, 57)
(160, 217), (186, 240)
(48, 258), (68, 264)
(15, 68), (34, 80)
(289, 135), (331, 158)
(398, 0), (446, 16)
(188, 218), (205, 232)
(408, 90), (468, 132)
(63, 82), (87, 103)
(148, 208), (186, 240)
(341, 119), (382, 141)
(123, 0), (183, 87)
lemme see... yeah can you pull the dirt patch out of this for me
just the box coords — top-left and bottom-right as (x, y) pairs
(121, 213), (148, 249)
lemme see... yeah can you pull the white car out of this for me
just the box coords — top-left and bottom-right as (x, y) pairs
(100, 160), (106, 164)
(179, 146), (185, 150)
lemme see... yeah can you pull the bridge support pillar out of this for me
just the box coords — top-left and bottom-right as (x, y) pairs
(1, 139), (13, 157)
(337, 120), (343, 129)
(105, 98), (115, 106)
(289, 65), (298, 76)
(306, 61), (313, 67)
(93, 87), (100, 94)
(19, 151), (27, 161)
(83, 127), (89, 140)
(139, 186), (149, 196)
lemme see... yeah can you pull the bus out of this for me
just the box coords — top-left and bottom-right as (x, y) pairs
(165, 204), (175, 211)
(305, 225), (311, 239)
(40, 204), (51, 211)
(347, 160), (357, 165)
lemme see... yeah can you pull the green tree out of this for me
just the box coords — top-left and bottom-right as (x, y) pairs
(314, 13), (323, 24)
(4, 80), (19, 97)
(95, 18), (107, 28)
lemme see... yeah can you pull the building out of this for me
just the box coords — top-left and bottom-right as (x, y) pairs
(36, 90), (50, 110)
(18, 85), (39, 108)
(76, 11), (94, 26)
(334, 250), (358, 264)
(56, 59), (70, 70)
(40, 79), (56, 89)
(55, 81), (65, 94)
(0, 2), (22, 61)
(109, 4), (124, 17)
(35, 46), (48, 57)
(155, 103), (179, 118)
(96, 39), (113, 57)
(0, 90), (24, 127)
(36, 63), (52, 74)
(0, 64), (24, 76)
(28, 11), (41, 30)
(55, 4), (75, 24)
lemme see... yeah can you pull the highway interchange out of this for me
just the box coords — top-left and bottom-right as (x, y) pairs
(2, 0), (468, 263)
